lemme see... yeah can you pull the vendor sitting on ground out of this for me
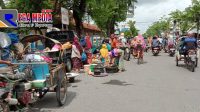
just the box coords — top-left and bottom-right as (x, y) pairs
(109, 48), (118, 66)
(116, 41), (125, 72)
(100, 44), (109, 66)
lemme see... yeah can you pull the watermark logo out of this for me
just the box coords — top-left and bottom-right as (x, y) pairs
(0, 9), (53, 28)
(0, 9), (18, 28)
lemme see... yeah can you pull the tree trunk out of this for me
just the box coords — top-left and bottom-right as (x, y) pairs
(73, 11), (82, 37)
(73, 0), (87, 37)
(107, 19), (115, 37)
(110, 19), (115, 35)
(54, 0), (59, 13)
(0, 0), (5, 9)
(106, 21), (111, 37)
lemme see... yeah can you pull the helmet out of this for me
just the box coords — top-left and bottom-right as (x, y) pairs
(0, 32), (11, 48)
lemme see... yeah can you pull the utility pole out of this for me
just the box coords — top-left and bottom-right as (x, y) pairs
(196, 13), (200, 40)
(173, 20), (177, 40)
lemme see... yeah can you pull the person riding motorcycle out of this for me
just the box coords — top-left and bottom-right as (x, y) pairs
(167, 35), (175, 51)
(181, 33), (197, 58)
(131, 37), (137, 57)
(135, 39), (144, 59)
(151, 36), (161, 50)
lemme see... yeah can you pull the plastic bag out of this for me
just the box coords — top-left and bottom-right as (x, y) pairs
(80, 38), (86, 47)
(0, 32), (11, 48)
(7, 33), (19, 44)
(62, 42), (72, 50)
(81, 52), (87, 62)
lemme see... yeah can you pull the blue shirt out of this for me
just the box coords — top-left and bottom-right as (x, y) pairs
(152, 39), (159, 47)
(184, 37), (196, 43)
(183, 37), (197, 50)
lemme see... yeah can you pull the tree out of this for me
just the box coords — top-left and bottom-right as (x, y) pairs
(88, 0), (137, 36)
(72, 0), (87, 37)
(145, 18), (169, 37)
(87, 0), (116, 34)
(124, 30), (132, 37)
(0, 0), (5, 8)
(53, 0), (89, 37)
(128, 20), (139, 37)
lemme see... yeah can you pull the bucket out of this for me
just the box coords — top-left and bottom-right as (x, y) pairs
(32, 64), (50, 80)
(84, 65), (90, 75)
(90, 64), (97, 72)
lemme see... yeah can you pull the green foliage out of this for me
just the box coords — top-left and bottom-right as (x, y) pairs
(123, 20), (138, 37)
(88, 0), (137, 35)
(0, 0), (5, 8)
(128, 20), (139, 37)
(145, 0), (200, 36)
(124, 30), (132, 38)
(87, 0), (116, 30)
(145, 18), (169, 36)
(7, 0), (53, 12)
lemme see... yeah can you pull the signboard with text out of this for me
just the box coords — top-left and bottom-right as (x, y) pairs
(61, 7), (69, 25)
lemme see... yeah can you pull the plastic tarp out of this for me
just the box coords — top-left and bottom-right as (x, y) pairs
(0, 32), (11, 48)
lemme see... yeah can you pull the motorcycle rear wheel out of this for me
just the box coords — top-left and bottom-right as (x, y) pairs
(195, 58), (198, 67)
(176, 57), (179, 66)
(191, 61), (195, 72)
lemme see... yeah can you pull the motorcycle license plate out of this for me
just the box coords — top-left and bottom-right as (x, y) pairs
(170, 48), (175, 50)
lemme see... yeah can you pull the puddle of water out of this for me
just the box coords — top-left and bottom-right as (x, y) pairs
(102, 80), (133, 86)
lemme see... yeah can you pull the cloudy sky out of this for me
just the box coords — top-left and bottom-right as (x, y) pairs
(134, 0), (192, 34)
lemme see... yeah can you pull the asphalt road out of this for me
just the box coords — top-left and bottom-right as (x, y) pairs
(31, 51), (200, 112)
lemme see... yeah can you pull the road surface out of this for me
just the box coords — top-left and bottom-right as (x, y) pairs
(31, 52), (200, 112)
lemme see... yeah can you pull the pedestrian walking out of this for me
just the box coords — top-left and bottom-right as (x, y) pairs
(71, 37), (83, 73)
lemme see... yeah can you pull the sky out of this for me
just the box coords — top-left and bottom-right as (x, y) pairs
(134, 0), (192, 34)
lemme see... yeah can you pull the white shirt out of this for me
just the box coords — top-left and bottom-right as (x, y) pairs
(71, 45), (81, 59)
(158, 38), (163, 44)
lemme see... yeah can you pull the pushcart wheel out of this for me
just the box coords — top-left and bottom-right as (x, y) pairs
(192, 61), (195, 72)
(195, 58), (198, 67)
(56, 70), (68, 106)
(65, 58), (72, 72)
(176, 58), (179, 66)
